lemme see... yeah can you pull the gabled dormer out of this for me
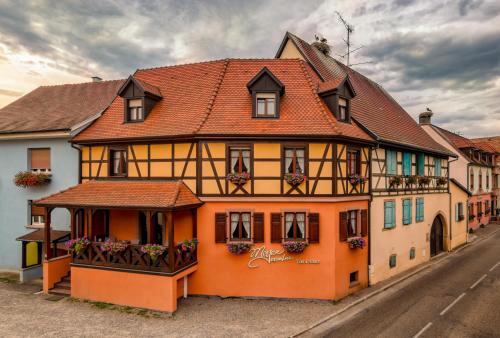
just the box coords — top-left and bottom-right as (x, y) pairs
(318, 75), (356, 123)
(117, 75), (162, 123)
(246, 67), (285, 118)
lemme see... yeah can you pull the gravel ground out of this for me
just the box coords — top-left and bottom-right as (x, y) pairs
(0, 276), (335, 338)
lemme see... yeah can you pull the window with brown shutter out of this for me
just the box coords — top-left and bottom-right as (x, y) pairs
(29, 148), (51, 173)
(340, 212), (348, 242)
(308, 213), (319, 243)
(215, 213), (227, 243)
(30, 202), (45, 226)
(271, 213), (282, 243)
(360, 210), (368, 237)
(253, 213), (264, 243)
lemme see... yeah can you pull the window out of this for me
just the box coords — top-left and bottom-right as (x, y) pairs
(434, 158), (441, 177)
(29, 201), (45, 227)
(486, 173), (489, 189)
(494, 174), (499, 189)
(110, 149), (127, 176)
(477, 201), (482, 215)
(386, 150), (397, 175)
(410, 247), (416, 260)
(470, 171), (474, 190)
(285, 147), (305, 174)
(469, 203), (474, 216)
(255, 93), (277, 117)
(416, 198), (424, 222)
(389, 254), (397, 268)
(284, 212), (306, 240)
(229, 147), (251, 174)
(455, 202), (464, 221)
(479, 171), (483, 189)
(29, 148), (51, 174)
(403, 199), (412, 225)
(347, 210), (358, 237)
(338, 97), (348, 121)
(416, 153), (425, 176)
(349, 271), (358, 286)
(230, 212), (251, 241)
(127, 99), (144, 121)
(347, 148), (360, 176)
(384, 201), (396, 229)
(403, 152), (412, 176)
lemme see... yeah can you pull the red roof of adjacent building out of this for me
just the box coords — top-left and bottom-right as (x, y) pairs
(277, 32), (452, 156)
(0, 80), (123, 134)
(471, 138), (499, 153)
(73, 59), (373, 143)
(432, 125), (476, 149)
(34, 180), (202, 210)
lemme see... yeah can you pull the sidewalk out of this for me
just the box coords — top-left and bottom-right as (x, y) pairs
(292, 222), (500, 337)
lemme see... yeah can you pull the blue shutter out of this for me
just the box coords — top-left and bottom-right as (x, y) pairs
(415, 198), (424, 222)
(455, 203), (459, 222)
(417, 153), (425, 176)
(403, 152), (412, 176)
(384, 201), (395, 229)
(435, 158), (441, 177)
(403, 199), (411, 225)
(386, 150), (396, 175)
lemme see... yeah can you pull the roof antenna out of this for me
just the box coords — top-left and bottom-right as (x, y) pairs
(335, 11), (355, 66)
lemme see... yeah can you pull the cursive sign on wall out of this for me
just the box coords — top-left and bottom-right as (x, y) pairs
(247, 246), (292, 268)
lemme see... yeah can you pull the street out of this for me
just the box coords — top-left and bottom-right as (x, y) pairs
(320, 227), (500, 338)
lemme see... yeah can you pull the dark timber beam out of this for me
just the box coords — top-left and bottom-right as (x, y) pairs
(166, 211), (174, 272)
(44, 207), (53, 260)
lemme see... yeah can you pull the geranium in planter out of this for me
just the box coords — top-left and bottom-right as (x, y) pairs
(348, 174), (367, 186)
(418, 176), (431, 187)
(100, 240), (129, 254)
(389, 176), (403, 189)
(348, 237), (366, 249)
(65, 237), (90, 255)
(405, 175), (417, 187)
(226, 172), (251, 186)
(436, 177), (447, 186)
(14, 171), (51, 188)
(284, 172), (307, 186)
(282, 241), (307, 253)
(469, 214), (476, 221)
(177, 238), (198, 253)
(458, 214), (465, 221)
(227, 243), (251, 254)
(485, 208), (491, 215)
(477, 212), (483, 217)
(141, 244), (167, 263)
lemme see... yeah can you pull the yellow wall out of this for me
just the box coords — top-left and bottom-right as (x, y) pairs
(450, 181), (469, 249)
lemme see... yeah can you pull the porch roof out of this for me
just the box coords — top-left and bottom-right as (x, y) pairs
(16, 229), (70, 242)
(34, 180), (202, 210)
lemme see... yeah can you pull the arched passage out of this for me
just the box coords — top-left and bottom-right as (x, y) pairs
(430, 215), (445, 257)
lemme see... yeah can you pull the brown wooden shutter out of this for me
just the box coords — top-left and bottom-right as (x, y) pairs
(215, 213), (227, 243)
(253, 212), (264, 243)
(308, 213), (320, 243)
(360, 209), (368, 237)
(30, 149), (50, 170)
(270, 213), (282, 243)
(339, 212), (348, 242)
(31, 204), (45, 216)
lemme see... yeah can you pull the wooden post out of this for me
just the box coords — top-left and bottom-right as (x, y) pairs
(146, 211), (154, 244)
(44, 207), (52, 260)
(69, 208), (76, 239)
(191, 209), (198, 239)
(87, 209), (93, 240)
(166, 211), (174, 272)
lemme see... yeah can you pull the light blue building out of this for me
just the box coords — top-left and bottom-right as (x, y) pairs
(0, 79), (122, 281)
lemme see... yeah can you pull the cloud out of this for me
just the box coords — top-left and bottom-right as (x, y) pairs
(0, 88), (23, 97)
(458, 0), (484, 16)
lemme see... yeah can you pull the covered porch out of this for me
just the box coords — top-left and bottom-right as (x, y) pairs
(35, 180), (202, 312)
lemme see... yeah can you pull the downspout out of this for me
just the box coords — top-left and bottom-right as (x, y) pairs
(368, 144), (375, 286)
(447, 156), (458, 248)
(70, 143), (82, 184)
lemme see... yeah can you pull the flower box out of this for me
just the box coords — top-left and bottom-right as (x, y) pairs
(458, 215), (465, 221)
(477, 212), (483, 217)
(347, 237), (366, 249)
(282, 241), (307, 253)
(227, 243), (252, 254)
(100, 240), (129, 254)
(469, 214), (476, 220)
(65, 237), (90, 255)
(226, 172), (251, 186)
(176, 238), (198, 253)
(418, 176), (431, 187)
(141, 244), (167, 262)
(389, 176), (403, 189)
(14, 171), (51, 188)
(485, 208), (491, 215)
(436, 177), (447, 186)
(405, 175), (417, 187)
(348, 174), (367, 186)
(284, 172), (307, 186)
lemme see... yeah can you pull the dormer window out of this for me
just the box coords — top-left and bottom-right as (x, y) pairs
(127, 99), (144, 121)
(318, 75), (356, 123)
(256, 93), (277, 117)
(339, 98), (348, 121)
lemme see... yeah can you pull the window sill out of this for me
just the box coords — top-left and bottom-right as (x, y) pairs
(349, 281), (360, 288)
(382, 226), (396, 231)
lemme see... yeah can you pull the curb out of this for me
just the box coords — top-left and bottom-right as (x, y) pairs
(292, 226), (500, 337)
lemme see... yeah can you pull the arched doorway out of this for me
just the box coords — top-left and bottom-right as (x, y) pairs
(430, 216), (444, 257)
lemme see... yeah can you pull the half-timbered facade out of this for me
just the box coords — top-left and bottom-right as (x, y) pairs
(276, 32), (453, 285)
(37, 58), (375, 312)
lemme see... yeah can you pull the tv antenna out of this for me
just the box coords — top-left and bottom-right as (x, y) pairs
(335, 11), (355, 66)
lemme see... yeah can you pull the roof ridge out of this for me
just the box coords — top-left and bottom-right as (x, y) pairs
(194, 59), (230, 133)
(298, 60), (341, 135)
(39, 79), (123, 88)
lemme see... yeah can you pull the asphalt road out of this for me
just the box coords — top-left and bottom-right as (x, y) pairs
(321, 228), (500, 338)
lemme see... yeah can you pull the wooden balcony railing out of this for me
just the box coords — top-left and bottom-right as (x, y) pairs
(385, 175), (448, 192)
(72, 242), (197, 275)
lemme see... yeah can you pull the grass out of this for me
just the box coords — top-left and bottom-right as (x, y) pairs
(74, 299), (171, 318)
(0, 276), (19, 284)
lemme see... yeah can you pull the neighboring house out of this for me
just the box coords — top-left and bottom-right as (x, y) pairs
(276, 32), (454, 285)
(36, 58), (376, 312)
(470, 137), (500, 222)
(0, 79), (123, 281)
(419, 112), (495, 230)
(449, 179), (471, 249)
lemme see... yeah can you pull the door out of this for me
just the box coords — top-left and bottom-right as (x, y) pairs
(430, 216), (444, 257)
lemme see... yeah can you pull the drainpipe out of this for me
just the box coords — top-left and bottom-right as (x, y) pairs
(368, 144), (375, 286)
(447, 156), (458, 248)
(70, 143), (82, 184)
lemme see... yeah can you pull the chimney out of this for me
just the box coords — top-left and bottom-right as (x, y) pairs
(419, 108), (433, 125)
(91, 76), (103, 83)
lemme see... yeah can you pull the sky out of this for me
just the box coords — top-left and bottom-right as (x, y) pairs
(0, 0), (499, 137)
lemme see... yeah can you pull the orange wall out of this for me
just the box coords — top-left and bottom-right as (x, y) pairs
(173, 210), (194, 244)
(109, 210), (139, 241)
(189, 200), (368, 300)
(71, 265), (196, 312)
(43, 255), (71, 292)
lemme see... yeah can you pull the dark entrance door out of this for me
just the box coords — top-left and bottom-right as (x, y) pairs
(430, 216), (444, 257)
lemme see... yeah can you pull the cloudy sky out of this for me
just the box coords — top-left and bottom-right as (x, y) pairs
(0, 0), (499, 137)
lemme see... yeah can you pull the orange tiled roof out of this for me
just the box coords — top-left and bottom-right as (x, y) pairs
(73, 59), (373, 142)
(432, 125), (476, 149)
(34, 180), (202, 209)
(280, 32), (452, 156)
(0, 80), (124, 134)
(470, 138), (499, 153)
